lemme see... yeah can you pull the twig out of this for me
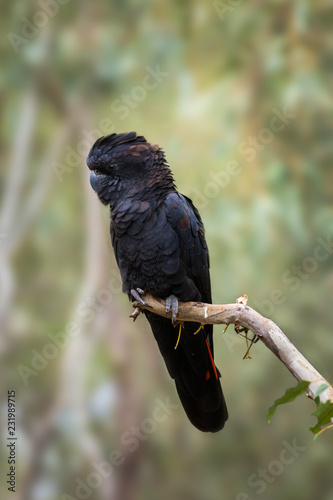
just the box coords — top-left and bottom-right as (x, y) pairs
(132, 293), (333, 405)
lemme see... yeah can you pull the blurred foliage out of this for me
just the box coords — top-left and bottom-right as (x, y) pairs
(1, 1), (333, 500)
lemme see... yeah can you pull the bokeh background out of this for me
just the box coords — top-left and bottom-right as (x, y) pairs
(1, 1), (333, 499)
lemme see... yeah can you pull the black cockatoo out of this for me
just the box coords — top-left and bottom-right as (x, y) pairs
(86, 132), (228, 432)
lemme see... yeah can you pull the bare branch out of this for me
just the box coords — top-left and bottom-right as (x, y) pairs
(132, 294), (333, 405)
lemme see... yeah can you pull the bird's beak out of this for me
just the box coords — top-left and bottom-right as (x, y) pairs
(89, 170), (104, 191)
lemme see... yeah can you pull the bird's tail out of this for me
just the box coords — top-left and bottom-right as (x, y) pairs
(145, 311), (228, 432)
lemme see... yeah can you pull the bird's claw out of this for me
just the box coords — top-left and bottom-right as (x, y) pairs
(131, 288), (150, 307)
(129, 307), (141, 322)
(165, 294), (179, 326)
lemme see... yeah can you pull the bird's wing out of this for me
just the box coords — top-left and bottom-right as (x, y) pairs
(163, 191), (214, 352)
(145, 191), (227, 431)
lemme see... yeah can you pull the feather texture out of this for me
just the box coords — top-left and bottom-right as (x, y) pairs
(87, 132), (228, 432)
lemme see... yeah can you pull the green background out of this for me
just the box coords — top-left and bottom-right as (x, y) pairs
(1, 1), (333, 499)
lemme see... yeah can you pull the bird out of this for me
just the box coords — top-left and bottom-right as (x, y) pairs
(86, 131), (228, 432)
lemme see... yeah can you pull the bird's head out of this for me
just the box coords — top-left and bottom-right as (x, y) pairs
(86, 132), (174, 205)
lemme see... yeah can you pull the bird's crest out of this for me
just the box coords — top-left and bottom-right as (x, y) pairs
(89, 132), (147, 157)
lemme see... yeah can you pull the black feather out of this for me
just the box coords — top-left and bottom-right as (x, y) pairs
(87, 132), (228, 432)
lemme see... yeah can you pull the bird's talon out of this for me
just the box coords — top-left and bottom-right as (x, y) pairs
(129, 307), (141, 321)
(131, 288), (150, 307)
(165, 294), (179, 326)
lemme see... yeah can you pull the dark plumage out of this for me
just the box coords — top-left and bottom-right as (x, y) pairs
(86, 132), (228, 432)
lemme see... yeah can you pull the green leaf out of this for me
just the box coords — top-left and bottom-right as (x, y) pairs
(309, 401), (333, 437)
(313, 383), (329, 400)
(267, 380), (310, 423)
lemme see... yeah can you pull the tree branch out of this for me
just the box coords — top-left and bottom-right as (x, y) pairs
(132, 294), (333, 405)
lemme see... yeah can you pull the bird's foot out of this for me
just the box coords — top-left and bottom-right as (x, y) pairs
(165, 294), (179, 326)
(129, 307), (141, 322)
(131, 288), (150, 308)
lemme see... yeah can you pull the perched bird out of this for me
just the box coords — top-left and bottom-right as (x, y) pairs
(86, 132), (228, 432)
